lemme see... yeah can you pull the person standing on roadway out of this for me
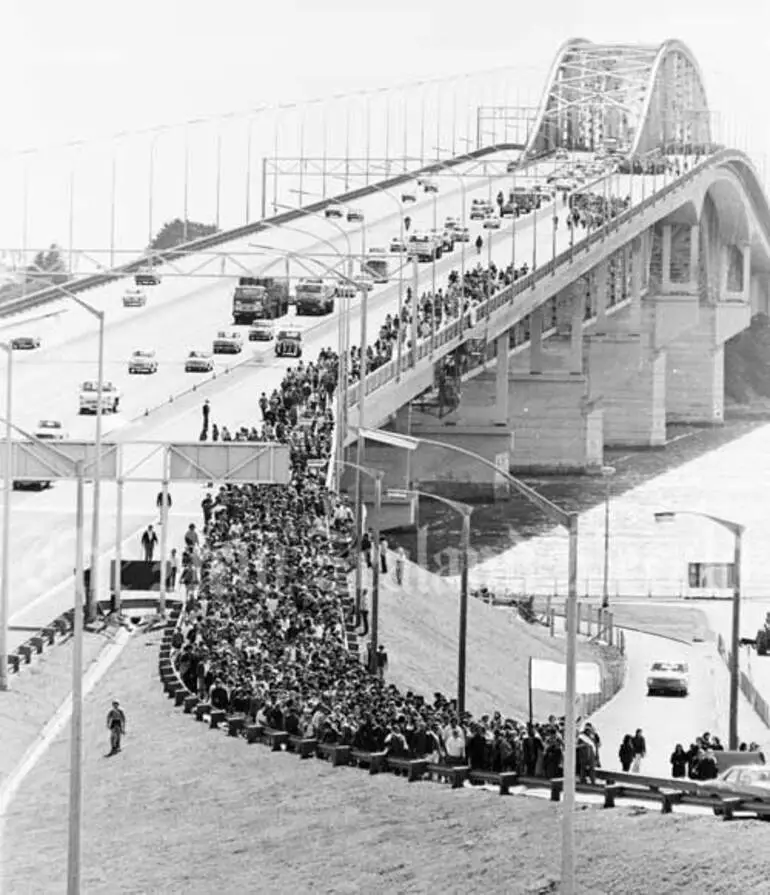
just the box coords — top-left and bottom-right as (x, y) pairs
(141, 525), (158, 562)
(475, 235), (483, 255)
(106, 701), (126, 755)
(631, 728), (646, 773)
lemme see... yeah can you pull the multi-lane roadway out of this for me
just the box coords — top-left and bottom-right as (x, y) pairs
(2, 152), (654, 646)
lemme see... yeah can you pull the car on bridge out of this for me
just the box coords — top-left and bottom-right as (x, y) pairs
(248, 322), (274, 342)
(419, 177), (439, 193)
(444, 216), (460, 231)
(454, 226), (471, 243)
(212, 330), (244, 354)
(470, 199), (494, 221)
(506, 160), (519, 173)
(482, 213), (501, 229)
(10, 335), (41, 350)
(79, 380), (121, 415)
(400, 189), (416, 203)
(275, 329), (303, 359)
(12, 419), (66, 491)
(347, 207), (364, 223)
(353, 274), (375, 293)
(35, 419), (67, 441)
(335, 279), (357, 299)
(555, 148), (570, 160)
(646, 660), (689, 696)
(128, 349), (158, 374)
(325, 204), (345, 219)
(185, 351), (214, 373)
(134, 266), (161, 287)
(122, 288), (147, 308)
(390, 236), (408, 253)
(429, 229), (455, 253)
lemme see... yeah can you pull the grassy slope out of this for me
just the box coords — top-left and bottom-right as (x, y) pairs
(376, 557), (615, 719)
(2, 628), (769, 895)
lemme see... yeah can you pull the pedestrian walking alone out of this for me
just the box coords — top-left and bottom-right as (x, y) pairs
(202, 399), (210, 428)
(106, 701), (126, 755)
(141, 525), (158, 562)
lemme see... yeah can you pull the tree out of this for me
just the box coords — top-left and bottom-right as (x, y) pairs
(149, 218), (219, 252)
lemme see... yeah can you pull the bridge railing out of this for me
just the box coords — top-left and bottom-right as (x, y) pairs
(345, 147), (761, 416)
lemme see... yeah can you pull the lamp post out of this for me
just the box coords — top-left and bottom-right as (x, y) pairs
(0, 342), (11, 691)
(654, 510), (744, 749)
(56, 286), (105, 623)
(337, 460), (382, 673)
(356, 426), (580, 895)
(601, 465), (615, 609)
(389, 486), (472, 714)
(655, 510), (746, 750)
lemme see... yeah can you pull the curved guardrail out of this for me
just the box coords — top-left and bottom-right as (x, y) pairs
(344, 148), (768, 416)
(0, 143), (525, 320)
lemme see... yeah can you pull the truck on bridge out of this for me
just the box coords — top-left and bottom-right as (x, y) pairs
(408, 232), (443, 263)
(232, 277), (290, 324)
(295, 278), (336, 316)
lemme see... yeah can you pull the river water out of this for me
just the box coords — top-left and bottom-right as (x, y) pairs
(384, 416), (770, 600)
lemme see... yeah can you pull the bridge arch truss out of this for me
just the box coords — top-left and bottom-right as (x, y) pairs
(525, 38), (712, 158)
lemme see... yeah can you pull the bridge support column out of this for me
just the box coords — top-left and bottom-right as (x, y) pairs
(495, 332), (509, 422)
(741, 244), (752, 300)
(667, 303), (750, 425)
(587, 335), (666, 447)
(570, 288), (585, 373)
(530, 307), (544, 374)
(593, 262), (609, 330)
(660, 224), (673, 292)
(509, 372), (603, 472)
(688, 225), (699, 290)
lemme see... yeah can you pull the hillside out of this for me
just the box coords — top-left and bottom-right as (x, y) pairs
(375, 556), (612, 719)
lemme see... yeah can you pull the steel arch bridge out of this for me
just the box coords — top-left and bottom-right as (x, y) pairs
(524, 38), (712, 158)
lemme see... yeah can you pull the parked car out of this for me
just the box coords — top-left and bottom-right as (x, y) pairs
(275, 329), (303, 358)
(128, 349), (158, 374)
(646, 660), (689, 696)
(390, 236), (408, 253)
(79, 380), (120, 414)
(346, 207), (364, 223)
(212, 331), (244, 354)
(482, 213), (501, 229)
(122, 288), (147, 308)
(134, 267), (161, 287)
(10, 335), (40, 350)
(185, 351), (214, 373)
(325, 204), (345, 219)
(248, 323), (274, 342)
(701, 764), (770, 814)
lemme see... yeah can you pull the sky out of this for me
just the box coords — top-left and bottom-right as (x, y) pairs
(1, 0), (769, 252)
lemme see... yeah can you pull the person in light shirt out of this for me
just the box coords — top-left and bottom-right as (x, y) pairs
(442, 719), (466, 765)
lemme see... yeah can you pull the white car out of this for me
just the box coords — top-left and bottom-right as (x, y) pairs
(390, 236), (408, 253)
(444, 216), (460, 231)
(128, 349), (158, 374)
(482, 214), (501, 229)
(346, 207), (364, 223)
(335, 280), (357, 299)
(122, 288), (147, 308)
(470, 200), (494, 221)
(134, 267), (161, 287)
(555, 148), (569, 160)
(325, 204), (345, 219)
(185, 351), (214, 373)
(647, 661), (689, 697)
(79, 380), (120, 415)
(34, 419), (67, 441)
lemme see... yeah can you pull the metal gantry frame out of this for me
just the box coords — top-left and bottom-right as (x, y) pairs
(524, 39), (712, 159)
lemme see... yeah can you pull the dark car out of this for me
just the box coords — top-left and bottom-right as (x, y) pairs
(10, 336), (41, 350)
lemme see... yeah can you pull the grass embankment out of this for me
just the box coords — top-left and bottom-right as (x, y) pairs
(0, 629), (114, 788)
(378, 558), (615, 719)
(607, 604), (710, 643)
(2, 628), (768, 895)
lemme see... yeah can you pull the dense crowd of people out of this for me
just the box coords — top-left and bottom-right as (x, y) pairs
(568, 192), (632, 232)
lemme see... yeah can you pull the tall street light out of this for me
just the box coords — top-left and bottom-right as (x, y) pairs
(389, 486), (472, 714)
(57, 286), (106, 623)
(654, 509), (744, 750)
(0, 342), (11, 690)
(337, 460), (382, 673)
(356, 426), (580, 895)
(601, 465), (615, 609)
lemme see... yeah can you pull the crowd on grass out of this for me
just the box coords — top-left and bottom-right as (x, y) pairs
(174, 268), (611, 779)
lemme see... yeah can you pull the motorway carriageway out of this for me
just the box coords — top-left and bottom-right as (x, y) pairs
(0, 158), (662, 648)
